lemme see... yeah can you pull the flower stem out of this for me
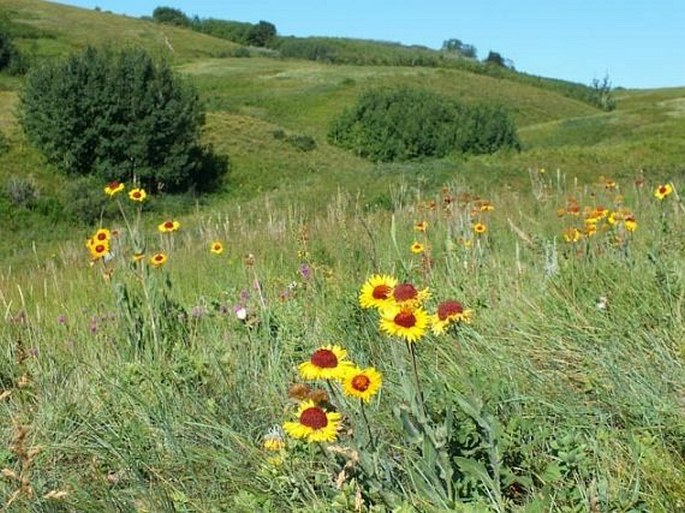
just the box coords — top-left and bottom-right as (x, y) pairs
(359, 399), (376, 449)
(407, 341), (427, 419)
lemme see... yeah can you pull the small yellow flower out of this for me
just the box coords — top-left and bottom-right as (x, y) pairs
(342, 367), (382, 402)
(93, 228), (111, 243)
(283, 400), (342, 443)
(654, 183), (673, 200)
(262, 425), (286, 452)
(150, 252), (167, 267)
(86, 238), (110, 261)
(158, 220), (180, 233)
(104, 181), (124, 197)
(624, 215), (637, 232)
(473, 222), (487, 235)
(410, 241), (425, 254)
(210, 241), (224, 254)
(128, 188), (147, 202)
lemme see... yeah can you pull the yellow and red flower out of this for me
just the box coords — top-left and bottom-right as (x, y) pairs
(431, 300), (473, 335)
(150, 252), (167, 267)
(298, 345), (354, 381)
(562, 227), (582, 243)
(158, 220), (180, 233)
(380, 305), (429, 343)
(210, 241), (224, 254)
(473, 222), (487, 235)
(392, 282), (430, 307)
(104, 181), (124, 197)
(128, 188), (147, 202)
(359, 274), (398, 310)
(283, 400), (342, 443)
(86, 238), (110, 261)
(410, 241), (425, 254)
(342, 367), (382, 402)
(414, 221), (428, 232)
(654, 183), (673, 200)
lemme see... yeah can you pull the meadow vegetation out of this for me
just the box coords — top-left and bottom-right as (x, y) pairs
(0, 1), (684, 511)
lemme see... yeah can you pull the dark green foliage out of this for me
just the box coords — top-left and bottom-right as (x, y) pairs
(0, 28), (27, 75)
(246, 20), (277, 47)
(20, 46), (226, 193)
(442, 38), (477, 58)
(286, 134), (316, 152)
(4, 175), (39, 208)
(152, 6), (191, 27)
(328, 87), (521, 162)
(590, 74), (616, 111)
(190, 17), (277, 47)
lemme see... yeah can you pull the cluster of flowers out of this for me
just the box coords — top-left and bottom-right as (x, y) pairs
(87, 181), (226, 266)
(558, 196), (637, 243)
(279, 345), (383, 444)
(359, 274), (473, 341)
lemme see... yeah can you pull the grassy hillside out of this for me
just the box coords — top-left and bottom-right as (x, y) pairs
(0, 0), (239, 61)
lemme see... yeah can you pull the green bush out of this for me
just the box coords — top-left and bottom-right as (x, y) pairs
(19, 46), (226, 193)
(328, 87), (520, 162)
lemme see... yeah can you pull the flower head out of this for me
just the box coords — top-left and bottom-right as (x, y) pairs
(210, 241), (224, 254)
(158, 220), (180, 233)
(392, 282), (430, 306)
(86, 238), (110, 261)
(654, 183), (673, 200)
(104, 181), (124, 197)
(150, 252), (167, 267)
(93, 228), (111, 243)
(473, 222), (487, 235)
(128, 188), (147, 202)
(359, 274), (398, 310)
(342, 367), (382, 402)
(298, 345), (355, 381)
(414, 221), (428, 232)
(380, 305), (429, 343)
(431, 300), (473, 335)
(624, 215), (638, 232)
(283, 400), (342, 443)
(410, 241), (425, 254)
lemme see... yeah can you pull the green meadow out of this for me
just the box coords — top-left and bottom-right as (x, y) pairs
(1, 1), (684, 511)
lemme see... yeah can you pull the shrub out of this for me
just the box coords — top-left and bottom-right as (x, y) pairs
(19, 46), (225, 193)
(4, 176), (40, 208)
(328, 87), (520, 162)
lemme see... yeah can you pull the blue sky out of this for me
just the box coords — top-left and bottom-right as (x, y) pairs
(55, 0), (684, 89)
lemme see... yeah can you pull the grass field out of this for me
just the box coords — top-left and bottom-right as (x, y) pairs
(1, 2), (684, 512)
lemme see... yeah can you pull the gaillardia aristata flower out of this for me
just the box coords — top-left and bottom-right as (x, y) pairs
(359, 274), (397, 310)
(342, 367), (382, 402)
(128, 188), (147, 202)
(654, 183), (673, 200)
(380, 305), (429, 343)
(414, 221), (428, 232)
(410, 242), (425, 254)
(298, 345), (354, 381)
(431, 300), (473, 335)
(473, 222), (487, 235)
(262, 425), (286, 452)
(392, 282), (430, 307)
(158, 220), (180, 233)
(86, 238), (109, 261)
(283, 400), (342, 443)
(93, 228), (111, 242)
(210, 241), (224, 254)
(562, 227), (582, 243)
(104, 181), (124, 197)
(150, 252), (167, 267)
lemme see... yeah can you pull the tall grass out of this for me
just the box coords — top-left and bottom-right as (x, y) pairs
(1, 173), (683, 511)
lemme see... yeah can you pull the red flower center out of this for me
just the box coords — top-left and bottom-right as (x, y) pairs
(438, 300), (463, 321)
(394, 310), (417, 328)
(372, 284), (392, 300)
(310, 349), (338, 368)
(393, 283), (418, 302)
(351, 374), (371, 392)
(108, 181), (120, 189)
(164, 221), (174, 229)
(659, 186), (667, 194)
(300, 407), (328, 429)
(154, 255), (164, 262)
(133, 191), (141, 198)
(96, 232), (107, 241)
(95, 244), (105, 253)
(214, 244), (221, 250)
